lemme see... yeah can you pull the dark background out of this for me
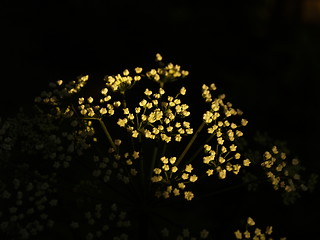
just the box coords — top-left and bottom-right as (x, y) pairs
(1, 0), (320, 239)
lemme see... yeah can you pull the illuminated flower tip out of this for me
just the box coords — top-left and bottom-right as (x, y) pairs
(200, 229), (210, 239)
(243, 159), (251, 166)
(132, 151), (139, 159)
(104, 68), (141, 93)
(180, 87), (186, 95)
(234, 230), (242, 239)
(260, 145), (311, 197)
(234, 218), (286, 240)
(185, 164), (193, 173)
(241, 118), (248, 126)
(135, 67), (143, 74)
(114, 139), (122, 146)
(144, 88), (152, 96)
(184, 191), (194, 201)
(247, 217), (255, 226)
(156, 53), (163, 61)
(146, 54), (189, 86)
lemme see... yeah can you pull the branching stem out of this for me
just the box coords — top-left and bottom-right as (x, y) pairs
(98, 119), (117, 150)
(176, 121), (206, 166)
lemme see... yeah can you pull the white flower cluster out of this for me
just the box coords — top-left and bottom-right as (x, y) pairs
(92, 140), (140, 184)
(70, 203), (131, 240)
(234, 217), (286, 240)
(146, 53), (189, 87)
(78, 94), (121, 118)
(34, 75), (89, 104)
(201, 84), (250, 179)
(117, 87), (193, 142)
(104, 68), (142, 93)
(0, 117), (14, 157)
(0, 173), (57, 239)
(0, 110), (94, 169)
(261, 146), (310, 198)
(151, 156), (197, 201)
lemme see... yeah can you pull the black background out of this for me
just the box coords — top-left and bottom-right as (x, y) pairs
(1, 0), (320, 239)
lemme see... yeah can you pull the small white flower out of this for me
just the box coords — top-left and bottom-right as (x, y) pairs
(180, 87), (186, 95)
(101, 88), (108, 95)
(70, 222), (80, 229)
(114, 139), (122, 146)
(100, 108), (107, 115)
(144, 88), (152, 96)
(247, 217), (255, 226)
(189, 174), (198, 182)
(87, 97), (94, 103)
(156, 53), (163, 61)
(184, 191), (194, 201)
(185, 164), (193, 173)
(117, 118), (127, 127)
(243, 159), (251, 166)
(132, 151), (139, 159)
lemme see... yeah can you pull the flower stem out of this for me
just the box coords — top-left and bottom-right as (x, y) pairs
(98, 119), (117, 150)
(161, 143), (167, 157)
(122, 92), (127, 108)
(148, 146), (158, 190)
(176, 121), (206, 166)
(181, 134), (215, 168)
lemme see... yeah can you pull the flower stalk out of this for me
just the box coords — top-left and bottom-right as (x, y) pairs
(176, 121), (206, 166)
(98, 119), (117, 150)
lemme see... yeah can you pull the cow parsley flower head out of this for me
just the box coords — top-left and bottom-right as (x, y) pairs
(1, 53), (315, 240)
(146, 54), (189, 87)
(104, 69), (142, 94)
(234, 217), (286, 240)
(200, 84), (250, 179)
(259, 145), (317, 204)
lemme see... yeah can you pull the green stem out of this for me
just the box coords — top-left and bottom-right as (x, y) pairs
(161, 143), (167, 157)
(149, 146), (158, 182)
(176, 121), (206, 166)
(122, 92), (127, 108)
(146, 145), (159, 200)
(98, 119), (117, 150)
(180, 134), (215, 169)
